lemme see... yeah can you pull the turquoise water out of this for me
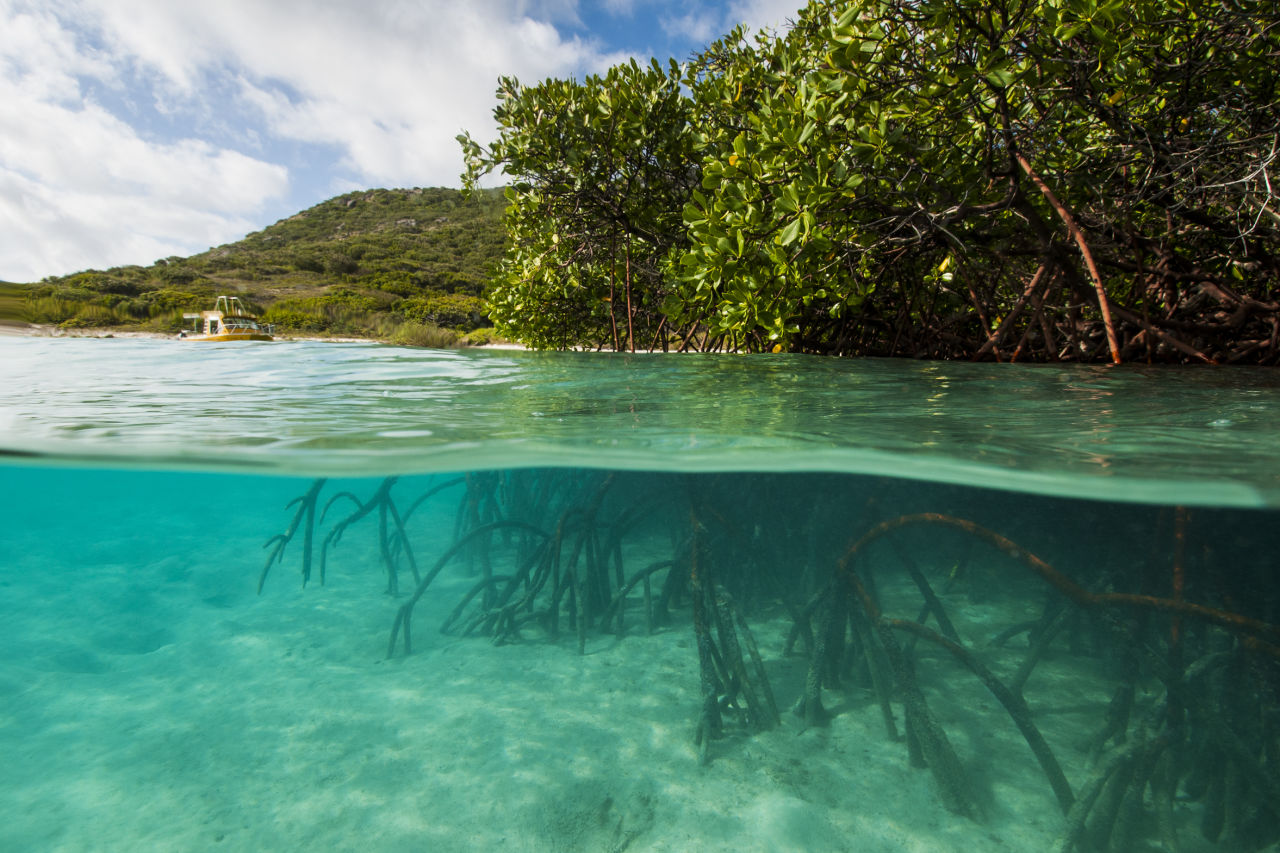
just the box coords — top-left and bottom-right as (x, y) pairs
(4, 337), (1280, 503)
(2, 337), (1279, 852)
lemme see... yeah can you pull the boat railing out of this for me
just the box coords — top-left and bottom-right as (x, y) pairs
(215, 295), (250, 316)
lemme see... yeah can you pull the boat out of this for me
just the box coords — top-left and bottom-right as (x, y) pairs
(179, 296), (274, 342)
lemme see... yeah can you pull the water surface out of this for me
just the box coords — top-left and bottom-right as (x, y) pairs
(3, 337), (1278, 505)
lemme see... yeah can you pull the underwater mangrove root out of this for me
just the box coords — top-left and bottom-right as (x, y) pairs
(689, 506), (722, 766)
(839, 511), (1280, 846)
(687, 497), (780, 766)
(602, 559), (677, 638)
(259, 478), (326, 593)
(449, 534), (558, 643)
(792, 590), (841, 729)
(387, 519), (551, 658)
(1175, 650), (1280, 851)
(564, 475), (618, 654)
(319, 477), (420, 595)
(1051, 733), (1173, 853)
(842, 566), (981, 820)
(789, 514), (1086, 820)
(888, 535), (962, 648)
(1053, 652), (1280, 853)
(401, 477), (467, 527)
(440, 574), (515, 635)
(1009, 602), (1073, 697)
(385, 470), (700, 660)
(451, 472), (506, 583)
(712, 586), (781, 733)
(884, 616), (1075, 814)
(851, 513), (1280, 658)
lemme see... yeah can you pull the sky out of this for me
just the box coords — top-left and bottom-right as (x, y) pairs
(0, 0), (803, 283)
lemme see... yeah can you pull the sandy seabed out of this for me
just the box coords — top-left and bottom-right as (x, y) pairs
(0, 475), (1132, 853)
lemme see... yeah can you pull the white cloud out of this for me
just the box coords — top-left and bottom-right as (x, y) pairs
(657, 0), (801, 57)
(599, 0), (638, 15)
(0, 94), (287, 213)
(729, 0), (805, 32)
(0, 2), (114, 101)
(0, 167), (267, 280)
(77, 0), (607, 188)
(0, 0), (620, 280)
(0, 0), (291, 280)
(660, 10), (723, 44)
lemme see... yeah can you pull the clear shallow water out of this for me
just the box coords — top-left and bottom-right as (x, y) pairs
(2, 338), (1279, 852)
(2, 337), (1279, 505)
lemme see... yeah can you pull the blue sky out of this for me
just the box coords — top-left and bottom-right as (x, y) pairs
(0, 0), (802, 282)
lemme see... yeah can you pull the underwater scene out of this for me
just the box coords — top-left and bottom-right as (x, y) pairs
(2, 338), (1280, 852)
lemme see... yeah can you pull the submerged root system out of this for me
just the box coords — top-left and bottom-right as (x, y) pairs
(259, 471), (1280, 851)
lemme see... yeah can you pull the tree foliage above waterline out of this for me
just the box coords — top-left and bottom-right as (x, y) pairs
(463, 0), (1280, 363)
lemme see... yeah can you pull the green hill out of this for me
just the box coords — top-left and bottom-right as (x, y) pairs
(5, 187), (509, 345)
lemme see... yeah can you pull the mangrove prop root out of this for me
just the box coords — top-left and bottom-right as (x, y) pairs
(1052, 736), (1168, 853)
(383, 492), (420, 586)
(441, 575), (514, 635)
(1016, 153), (1121, 364)
(853, 607), (900, 742)
(548, 513), (588, 639)
(318, 478), (420, 591)
(603, 560), (675, 637)
(688, 503), (724, 765)
(848, 513), (1280, 654)
(888, 536), (962, 645)
(712, 591), (766, 730)
(794, 592), (840, 728)
(1011, 604), (1071, 697)
(1087, 754), (1138, 852)
(703, 586), (779, 734)
(844, 567), (978, 820)
(884, 617), (1075, 814)
(401, 476), (466, 523)
(258, 478), (326, 593)
(784, 590), (824, 658)
(318, 490), (361, 584)
(575, 541), (589, 655)
(1149, 751), (1181, 853)
(1108, 747), (1156, 852)
(460, 541), (555, 641)
(1089, 678), (1137, 759)
(387, 519), (551, 658)
(727, 593), (780, 729)
(1204, 703), (1280, 812)
(837, 512), (1280, 824)
(378, 502), (396, 595)
(989, 619), (1038, 647)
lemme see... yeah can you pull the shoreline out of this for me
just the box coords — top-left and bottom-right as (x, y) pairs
(0, 321), (526, 349)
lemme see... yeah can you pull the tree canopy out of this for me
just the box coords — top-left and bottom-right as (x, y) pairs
(461, 59), (699, 351)
(464, 0), (1280, 362)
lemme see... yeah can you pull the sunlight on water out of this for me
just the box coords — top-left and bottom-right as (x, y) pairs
(3, 337), (1279, 505)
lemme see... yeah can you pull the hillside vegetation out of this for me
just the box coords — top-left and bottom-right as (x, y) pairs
(6, 187), (508, 345)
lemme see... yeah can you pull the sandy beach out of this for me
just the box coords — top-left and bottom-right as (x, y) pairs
(0, 322), (525, 348)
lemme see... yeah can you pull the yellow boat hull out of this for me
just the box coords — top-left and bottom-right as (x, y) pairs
(183, 331), (274, 342)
